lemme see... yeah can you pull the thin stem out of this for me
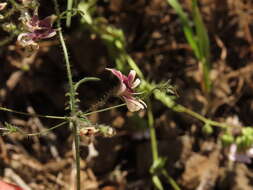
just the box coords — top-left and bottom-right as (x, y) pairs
(26, 121), (67, 136)
(83, 103), (126, 116)
(74, 77), (100, 91)
(54, 0), (76, 114)
(176, 104), (229, 128)
(53, 0), (80, 189)
(147, 99), (180, 190)
(0, 107), (68, 120)
(147, 99), (158, 160)
(73, 122), (80, 188)
(66, 0), (74, 27)
(162, 169), (181, 190)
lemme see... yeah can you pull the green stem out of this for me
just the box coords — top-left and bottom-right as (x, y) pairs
(162, 169), (181, 190)
(53, 0), (80, 189)
(66, 0), (74, 27)
(147, 99), (158, 161)
(25, 121), (67, 136)
(176, 105), (228, 128)
(74, 77), (100, 91)
(0, 107), (68, 120)
(147, 99), (180, 190)
(83, 103), (126, 116)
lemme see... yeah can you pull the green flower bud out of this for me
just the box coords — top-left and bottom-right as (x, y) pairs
(202, 123), (213, 135)
(221, 133), (234, 146)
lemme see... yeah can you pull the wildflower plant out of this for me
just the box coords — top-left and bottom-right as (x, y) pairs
(0, 1), (148, 189)
(1, 0), (253, 190)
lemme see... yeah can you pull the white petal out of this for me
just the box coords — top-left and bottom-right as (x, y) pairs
(123, 97), (145, 112)
(247, 147), (253, 157)
(132, 78), (141, 88)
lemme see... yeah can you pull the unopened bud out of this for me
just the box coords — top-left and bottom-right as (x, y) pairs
(221, 133), (234, 146)
(202, 123), (213, 135)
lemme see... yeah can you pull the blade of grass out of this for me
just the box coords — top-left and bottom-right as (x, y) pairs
(167, 0), (200, 59)
(192, 0), (211, 92)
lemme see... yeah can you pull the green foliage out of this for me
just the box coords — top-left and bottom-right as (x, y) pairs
(221, 127), (253, 149)
(236, 127), (253, 149)
(167, 0), (211, 93)
(1, 122), (18, 135)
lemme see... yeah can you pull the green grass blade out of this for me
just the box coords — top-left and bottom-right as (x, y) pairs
(167, 0), (200, 59)
(192, 0), (211, 92)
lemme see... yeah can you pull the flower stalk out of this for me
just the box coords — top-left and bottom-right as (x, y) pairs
(53, 0), (80, 189)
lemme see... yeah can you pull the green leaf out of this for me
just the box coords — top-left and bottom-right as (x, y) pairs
(192, 0), (211, 92)
(167, 0), (200, 59)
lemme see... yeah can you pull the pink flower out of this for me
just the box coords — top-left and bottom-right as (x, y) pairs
(17, 14), (56, 48)
(228, 144), (253, 163)
(0, 3), (7, 11)
(106, 68), (147, 112)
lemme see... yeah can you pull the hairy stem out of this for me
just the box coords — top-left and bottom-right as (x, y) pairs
(53, 0), (80, 189)
(147, 99), (180, 190)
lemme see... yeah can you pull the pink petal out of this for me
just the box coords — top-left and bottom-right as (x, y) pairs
(106, 68), (124, 81)
(116, 82), (127, 96)
(0, 180), (23, 190)
(39, 15), (56, 28)
(128, 70), (136, 83)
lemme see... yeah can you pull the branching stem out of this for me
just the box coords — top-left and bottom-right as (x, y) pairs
(53, 0), (80, 189)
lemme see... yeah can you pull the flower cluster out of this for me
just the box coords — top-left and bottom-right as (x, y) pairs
(106, 68), (147, 112)
(17, 13), (56, 48)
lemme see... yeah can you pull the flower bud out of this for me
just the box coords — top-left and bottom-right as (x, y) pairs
(221, 133), (234, 146)
(202, 123), (213, 135)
